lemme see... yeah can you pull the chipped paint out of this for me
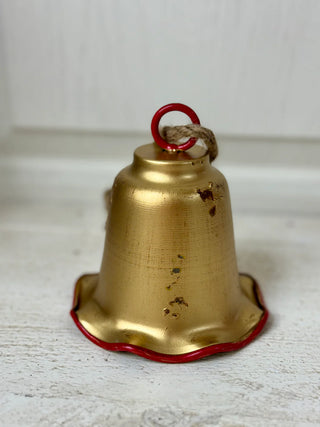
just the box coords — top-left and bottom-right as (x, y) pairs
(169, 297), (189, 307)
(171, 313), (180, 319)
(209, 206), (216, 217)
(197, 189), (214, 202)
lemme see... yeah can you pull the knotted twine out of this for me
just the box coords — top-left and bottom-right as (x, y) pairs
(161, 123), (218, 162)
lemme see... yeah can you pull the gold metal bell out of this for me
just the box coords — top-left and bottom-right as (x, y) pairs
(71, 103), (268, 363)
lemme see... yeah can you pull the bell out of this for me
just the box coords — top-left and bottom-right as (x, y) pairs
(71, 103), (268, 363)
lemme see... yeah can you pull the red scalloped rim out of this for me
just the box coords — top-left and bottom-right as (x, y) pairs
(70, 277), (268, 364)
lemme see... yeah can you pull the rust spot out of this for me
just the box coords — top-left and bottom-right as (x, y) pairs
(197, 189), (214, 202)
(166, 285), (172, 290)
(171, 312), (180, 319)
(169, 296), (189, 307)
(177, 254), (184, 259)
(163, 308), (170, 315)
(209, 206), (216, 217)
(171, 267), (181, 274)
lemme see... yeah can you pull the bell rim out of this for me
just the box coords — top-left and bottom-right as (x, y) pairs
(70, 273), (268, 364)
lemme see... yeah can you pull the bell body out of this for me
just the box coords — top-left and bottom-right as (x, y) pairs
(72, 143), (267, 362)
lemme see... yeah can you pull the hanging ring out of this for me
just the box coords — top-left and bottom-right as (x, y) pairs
(151, 103), (200, 151)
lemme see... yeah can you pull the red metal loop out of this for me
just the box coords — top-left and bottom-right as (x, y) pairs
(151, 103), (200, 151)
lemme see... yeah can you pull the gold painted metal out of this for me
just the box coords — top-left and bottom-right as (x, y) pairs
(73, 143), (264, 355)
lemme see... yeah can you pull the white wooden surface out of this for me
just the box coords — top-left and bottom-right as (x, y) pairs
(1, 131), (320, 426)
(1, 0), (320, 136)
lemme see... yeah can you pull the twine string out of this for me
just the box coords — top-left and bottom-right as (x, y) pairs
(161, 123), (218, 161)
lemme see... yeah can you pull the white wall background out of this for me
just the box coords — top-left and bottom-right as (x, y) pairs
(0, 0), (320, 137)
(0, 8), (11, 139)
